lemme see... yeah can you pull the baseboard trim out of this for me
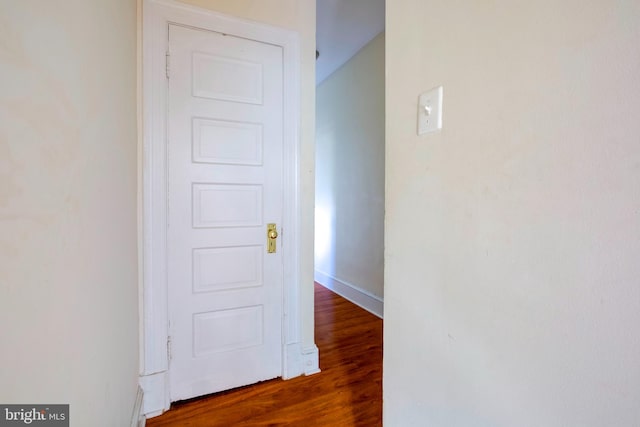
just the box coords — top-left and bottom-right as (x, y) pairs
(139, 371), (170, 418)
(314, 270), (383, 318)
(302, 345), (320, 375)
(131, 386), (146, 427)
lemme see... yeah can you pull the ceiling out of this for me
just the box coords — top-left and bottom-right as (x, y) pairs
(316, 0), (385, 85)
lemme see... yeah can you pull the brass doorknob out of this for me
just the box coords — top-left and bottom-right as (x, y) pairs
(267, 223), (278, 253)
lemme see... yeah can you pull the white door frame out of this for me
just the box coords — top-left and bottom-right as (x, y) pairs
(140, 0), (305, 417)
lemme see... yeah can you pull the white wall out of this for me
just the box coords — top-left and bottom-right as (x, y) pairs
(176, 0), (318, 354)
(0, 1), (139, 426)
(384, 1), (640, 426)
(315, 32), (385, 312)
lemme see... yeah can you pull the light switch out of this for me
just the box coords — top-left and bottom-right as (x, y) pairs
(417, 86), (443, 135)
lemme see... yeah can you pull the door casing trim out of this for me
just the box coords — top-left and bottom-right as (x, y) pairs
(140, 0), (303, 416)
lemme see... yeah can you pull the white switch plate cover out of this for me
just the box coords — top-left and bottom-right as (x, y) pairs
(418, 86), (443, 135)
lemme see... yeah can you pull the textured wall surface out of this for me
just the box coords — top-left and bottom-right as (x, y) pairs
(384, 1), (640, 425)
(0, 1), (139, 426)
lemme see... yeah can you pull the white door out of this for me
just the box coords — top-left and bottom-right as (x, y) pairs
(167, 23), (284, 401)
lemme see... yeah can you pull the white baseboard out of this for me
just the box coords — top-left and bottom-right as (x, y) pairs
(139, 371), (170, 418)
(131, 386), (146, 427)
(284, 342), (320, 378)
(302, 345), (320, 375)
(314, 270), (383, 318)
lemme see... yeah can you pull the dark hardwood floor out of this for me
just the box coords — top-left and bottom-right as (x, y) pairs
(147, 283), (383, 426)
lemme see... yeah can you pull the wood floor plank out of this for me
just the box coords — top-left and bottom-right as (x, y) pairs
(147, 283), (383, 426)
